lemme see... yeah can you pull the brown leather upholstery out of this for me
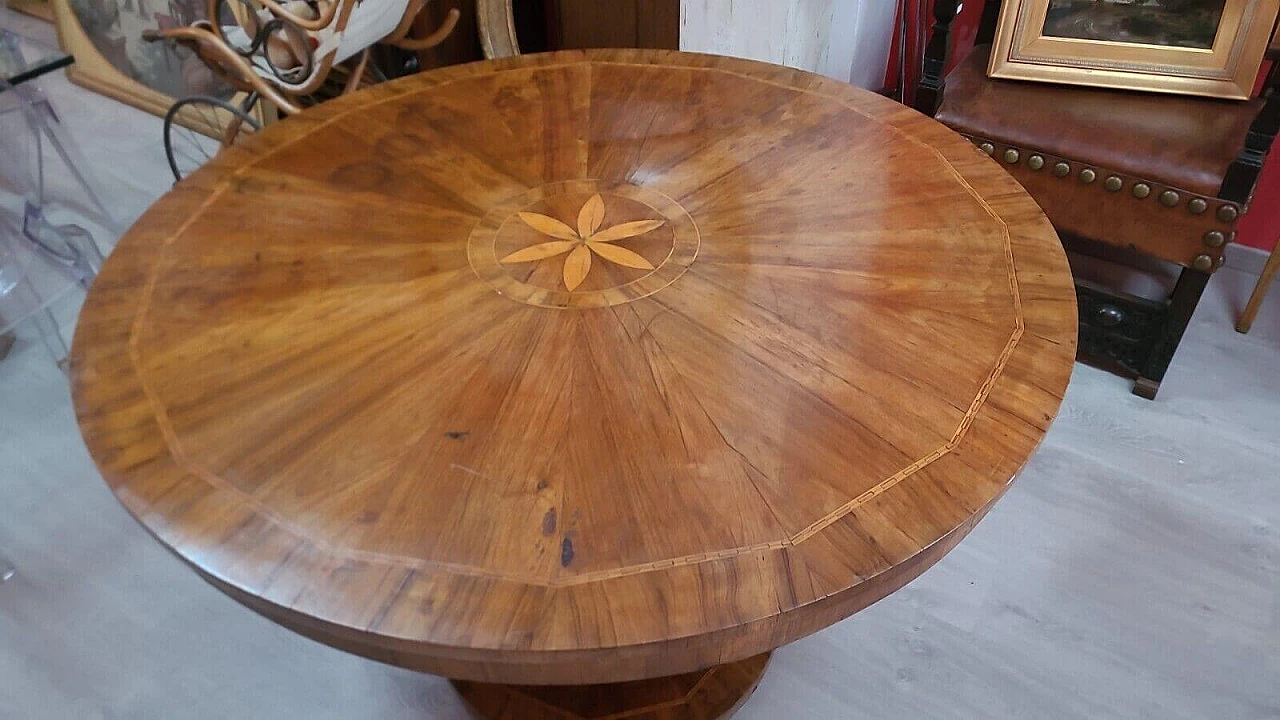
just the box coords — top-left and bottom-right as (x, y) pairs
(937, 46), (1262, 197)
(969, 138), (1238, 270)
(936, 45), (1255, 268)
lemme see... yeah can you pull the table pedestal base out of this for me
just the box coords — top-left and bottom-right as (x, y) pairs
(452, 652), (771, 719)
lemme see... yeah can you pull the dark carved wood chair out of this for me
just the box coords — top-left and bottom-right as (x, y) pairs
(915, 2), (1280, 398)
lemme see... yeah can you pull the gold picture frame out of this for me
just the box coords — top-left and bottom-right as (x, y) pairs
(48, 0), (271, 137)
(989, 0), (1280, 99)
(51, 0), (217, 120)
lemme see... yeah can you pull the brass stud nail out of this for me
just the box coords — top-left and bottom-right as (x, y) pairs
(1104, 176), (1123, 192)
(1217, 205), (1239, 222)
(1193, 254), (1214, 272)
(1188, 198), (1207, 214)
(1079, 168), (1097, 184)
(1159, 190), (1180, 207)
(1053, 162), (1070, 177)
(1132, 183), (1151, 199)
(979, 142), (995, 156)
(1203, 230), (1226, 248)
(1216, 255), (1226, 269)
(1028, 155), (1044, 170)
(1003, 148), (1020, 164)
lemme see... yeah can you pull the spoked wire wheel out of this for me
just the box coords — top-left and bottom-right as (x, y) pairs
(163, 94), (261, 182)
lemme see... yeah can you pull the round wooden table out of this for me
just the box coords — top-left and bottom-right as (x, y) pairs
(72, 50), (1077, 719)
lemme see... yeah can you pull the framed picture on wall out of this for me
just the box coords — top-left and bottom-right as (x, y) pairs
(51, 0), (233, 121)
(989, 0), (1280, 99)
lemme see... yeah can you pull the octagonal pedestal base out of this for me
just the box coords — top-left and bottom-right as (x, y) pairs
(452, 653), (771, 719)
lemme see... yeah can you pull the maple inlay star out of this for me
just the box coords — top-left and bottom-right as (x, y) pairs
(468, 180), (700, 309)
(501, 194), (666, 291)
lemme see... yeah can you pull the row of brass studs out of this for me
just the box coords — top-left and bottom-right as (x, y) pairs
(977, 141), (1240, 224)
(977, 139), (1234, 270)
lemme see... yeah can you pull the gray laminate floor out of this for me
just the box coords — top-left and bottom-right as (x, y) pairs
(2, 11), (1278, 720)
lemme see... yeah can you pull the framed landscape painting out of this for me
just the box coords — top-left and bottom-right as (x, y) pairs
(51, 0), (231, 121)
(989, 0), (1280, 99)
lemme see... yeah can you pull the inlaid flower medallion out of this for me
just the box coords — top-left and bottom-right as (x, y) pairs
(468, 180), (700, 309)
(503, 195), (667, 292)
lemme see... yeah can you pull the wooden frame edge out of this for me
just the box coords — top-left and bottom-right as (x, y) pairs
(8, 0), (55, 22)
(50, 0), (271, 138)
(988, 0), (1280, 100)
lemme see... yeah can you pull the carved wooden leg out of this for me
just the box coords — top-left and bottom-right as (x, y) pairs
(1236, 241), (1280, 334)
(1134, 268), (1211, 400)
(913, 0), (961, 116)
(452, 653), (771, 720)
(1132, 377), (1161, 401)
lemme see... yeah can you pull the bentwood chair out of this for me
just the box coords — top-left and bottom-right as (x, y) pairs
(915, 3), (1280, 398)
(478, 0), (520, 59)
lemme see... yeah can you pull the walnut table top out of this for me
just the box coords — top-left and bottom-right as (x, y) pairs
(71, 49), (1076, 716)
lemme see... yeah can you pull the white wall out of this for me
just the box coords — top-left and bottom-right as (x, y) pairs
(679, 0), (896, 89)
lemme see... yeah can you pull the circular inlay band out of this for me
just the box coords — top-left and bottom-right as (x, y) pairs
(468, 180), (700, 309)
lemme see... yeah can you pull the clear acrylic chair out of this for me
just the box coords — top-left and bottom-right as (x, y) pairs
(2, 24), (110, 582)
(0, 28), (117, 227)
(1, 74), (105, 368)
(1, 201), (102, 367)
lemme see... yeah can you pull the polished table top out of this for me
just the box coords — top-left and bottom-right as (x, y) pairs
(71, 50), (1077, 687)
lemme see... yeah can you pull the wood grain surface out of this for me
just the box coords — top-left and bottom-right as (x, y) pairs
(70, 50), (1077, 686)
(453, 652), (770, 719)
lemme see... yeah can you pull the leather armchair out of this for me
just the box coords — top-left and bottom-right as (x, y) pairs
(915, 1), (1280, 399)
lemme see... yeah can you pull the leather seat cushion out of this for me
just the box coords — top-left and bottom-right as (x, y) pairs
(936, 46), (1262, 197)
